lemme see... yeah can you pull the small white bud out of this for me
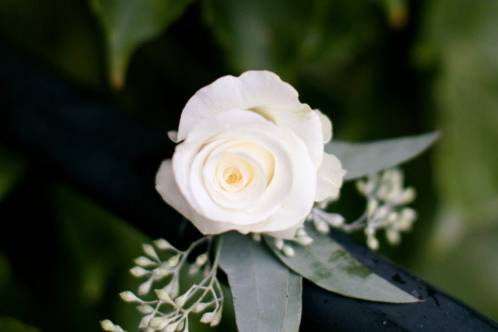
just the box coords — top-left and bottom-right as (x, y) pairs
(210, 310), (222, 326)
(386, 229), (401, 245)
(138, 277), (154, 295)
(274, 238), (284, 250)
(400, 208), (417, 223)
(167, 130), (178, 142)
(296, 228), (307, 237)
(100, 320), (116, 331)
(139, 315), (153, 329)
(398, 187), (416, 204)
(167, 254), (181, 267)
(364, 226), (375, 236)
(155, 289), (174, 304)
(152, 267), (170, 279)
(356, 180), (367, 195)
(149, 317), (166, 329)
(297, 236), (313, 246)
(325, 213), (345, 227)
(282, 245), (295, 257)
(175, 292), (189, 307)
(154, 238), (173, 250)
(314, 219), (330, 234)
(137, 304), (154, 314)
(130, 266), (149, 278)
(200, 312), (215, 324)
(120, 291), (141, 303)
(387, 212), (398, 223)
(195, 253), (208, 267)
(367, 236), (379, 251)
(134, 256), (156, 267)
(252, 233), (262, 242)
(143, 244), (159, 260)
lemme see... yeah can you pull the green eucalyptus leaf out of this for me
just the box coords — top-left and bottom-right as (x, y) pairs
(283, 273), (302, 332)
(90, 0), (193, 88)
(264, 227), (418, 303)
(326, 132), (439, 180)
(220, 232), (302, 332)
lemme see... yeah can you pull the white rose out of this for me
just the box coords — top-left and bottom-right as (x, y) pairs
(156, 71), (345, 238)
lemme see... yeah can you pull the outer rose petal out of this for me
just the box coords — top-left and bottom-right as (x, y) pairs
(315, 152), (346, 202)
(248, 130), (316, 236)
(156, 160), (263, 235)
(316, 109), (333, 144)
(177, 71), (324, 166)
(156, 160), (221, 234)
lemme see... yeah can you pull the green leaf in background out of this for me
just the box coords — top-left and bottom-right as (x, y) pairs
(326, 132), (439, 181)
(203, 0), (383, 81)
(0, 147), (25, 202)
(265, 227), (418, 303)
(0, 317), (40, 332)
(53, 185), (147, 331)
(220, 232), (302, 332)
(90, 0), (194, 88)
(414, 0), (498, 320)
(203, 0), (314, 78)
(0, 0), (103, 87)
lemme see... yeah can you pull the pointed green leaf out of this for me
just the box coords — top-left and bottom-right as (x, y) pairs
(264, 227), (418, 303)
(90, 0), (193, 88)
(220, 232), (302, 332)
(326, 132), (439, 180)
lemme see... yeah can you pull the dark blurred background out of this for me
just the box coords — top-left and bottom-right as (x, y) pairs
(0, 0), (497, 331)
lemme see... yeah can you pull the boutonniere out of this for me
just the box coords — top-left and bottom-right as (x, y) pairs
(102, 71), (437, 332)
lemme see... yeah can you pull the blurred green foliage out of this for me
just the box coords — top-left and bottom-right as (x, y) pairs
(0, 317), (40, 332)
(90, 0), (194, 88)
(0, 147), (25, 201)
(0, 0), (497, 329)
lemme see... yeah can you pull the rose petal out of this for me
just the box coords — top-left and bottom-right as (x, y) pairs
(155, 160), (225, 234)
(315, 152), (346, 202)
(177, 71), (324, 166)
(316, 110), (333, 144)
(249, 130), (316, 235)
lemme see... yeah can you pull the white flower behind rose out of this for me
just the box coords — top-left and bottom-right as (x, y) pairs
(156, 71), (346, 238)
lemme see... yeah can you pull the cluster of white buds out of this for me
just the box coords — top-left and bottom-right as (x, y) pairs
(101, 237), (224, 332)
(267, 226), (315, 257)
(306, 168), (417, 251)
(357, 168), (417, 250)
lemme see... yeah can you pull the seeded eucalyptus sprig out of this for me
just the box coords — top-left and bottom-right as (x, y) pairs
(310, 168), (417, 250)
(101, 237), (223, 332)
